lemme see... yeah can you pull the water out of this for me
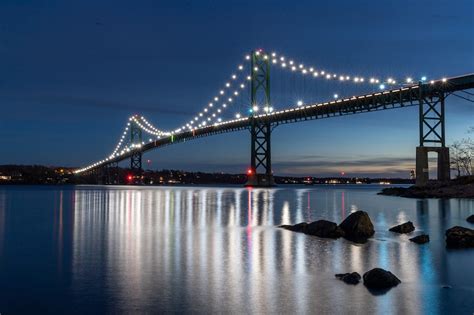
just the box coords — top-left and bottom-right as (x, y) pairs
(0, 185), (473, 314)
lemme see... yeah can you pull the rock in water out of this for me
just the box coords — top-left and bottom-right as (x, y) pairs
(279, 222), (308, 233)
(445, 226), (474, 248)
(467, 215), (474, 224)
(339, 211), (375, 242)
(363, 268), (401, 289)
(389, 221), (415, 234)
(409, 234), (430, 244)
(335, 272), (361, 285)
(305, 220), (345, 238)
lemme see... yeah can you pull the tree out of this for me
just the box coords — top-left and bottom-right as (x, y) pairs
(450, 137), (473, 177)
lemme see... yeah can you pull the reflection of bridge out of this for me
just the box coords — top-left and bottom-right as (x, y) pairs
(74, 50), (474, 186)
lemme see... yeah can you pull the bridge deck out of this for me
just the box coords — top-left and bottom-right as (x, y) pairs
(85, 74), (474, 170)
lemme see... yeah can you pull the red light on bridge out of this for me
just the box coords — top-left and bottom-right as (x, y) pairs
(127, 175), (133, 181)
(341, 171), (345, 176)
(247, 169), (253, 175)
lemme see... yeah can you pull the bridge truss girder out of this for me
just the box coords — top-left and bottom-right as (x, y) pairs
(419, 89), (446, 146)
(130, 119), (143, 183)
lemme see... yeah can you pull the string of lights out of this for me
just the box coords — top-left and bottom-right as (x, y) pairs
(74, 49), (438, 174)
(178, 55), (253, 131)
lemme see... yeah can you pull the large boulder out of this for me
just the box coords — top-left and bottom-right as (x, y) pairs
(445, 226), (474, 248)
(363, 268), (401, 289)
(339, 211), (375, 242)
(467, 215), (474, 224)
(335, 272), (361, 285)
(305, 220), (345, 238)
(409, 234), (430, 244)
(389, 221), (415, 234)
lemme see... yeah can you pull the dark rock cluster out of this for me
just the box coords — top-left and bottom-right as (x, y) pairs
(335, 268), (401, 293)
(445, 226), (474, 248)
(279, 211), (474, 249)
(467, 215), (474, 224)
(378, 177), (474, 199)
(339, 211), (375, 242)
(335, 272), (361, 285)
(409, 234), (430, 244)
(389, 221), (415, 234)
(279, 211), (374, 243)
(363, 268), (401, 289)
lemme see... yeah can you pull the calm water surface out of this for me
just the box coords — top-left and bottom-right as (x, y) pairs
(0, 185), (473, 314)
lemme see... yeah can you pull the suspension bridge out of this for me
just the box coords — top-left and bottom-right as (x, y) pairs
(74, 50), (474, 187)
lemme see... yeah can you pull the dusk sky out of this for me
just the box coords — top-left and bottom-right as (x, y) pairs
(1, 0), (473, 177)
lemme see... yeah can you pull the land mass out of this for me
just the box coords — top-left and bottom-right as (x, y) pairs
(0, 164), (414, 186)
(379, 176), (474, 199)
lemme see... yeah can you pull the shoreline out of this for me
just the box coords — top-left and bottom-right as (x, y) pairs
(378, 176), (474, 199)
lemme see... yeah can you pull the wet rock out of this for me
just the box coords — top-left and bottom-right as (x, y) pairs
(339, 211), (375, 242)
(279, 222), (308, 233)
(445, 226), (474, 248)
(467, 215), (474, 224)
(409, 234), (430, 244)
(335, 272), (361, 285)
(363, 268), (401, 289)
(305, 220), (345, 238)
(389, 221), (415, 234)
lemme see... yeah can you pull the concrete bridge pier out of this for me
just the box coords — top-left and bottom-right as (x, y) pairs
(415, 146), (450, 186)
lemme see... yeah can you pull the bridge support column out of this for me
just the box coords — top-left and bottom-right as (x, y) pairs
(245, 119), (275, 187)
(416, 85), (450, 186)
(130, 117), (143, 184)
(245, 50), (275, 187)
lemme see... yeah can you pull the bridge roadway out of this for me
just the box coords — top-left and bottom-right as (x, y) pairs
(93, 74), (474, 169)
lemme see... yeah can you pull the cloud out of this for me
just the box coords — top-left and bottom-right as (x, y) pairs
(2, 93), (191, 116)
(162, 155), (425, 177)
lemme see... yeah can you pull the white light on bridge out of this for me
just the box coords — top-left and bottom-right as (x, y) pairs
(297, 100), (303, 106)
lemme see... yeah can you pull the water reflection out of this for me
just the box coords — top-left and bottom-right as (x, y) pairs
(0, 185), (473, 314)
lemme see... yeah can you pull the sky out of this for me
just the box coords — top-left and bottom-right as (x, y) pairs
(1, 0), (473, 177)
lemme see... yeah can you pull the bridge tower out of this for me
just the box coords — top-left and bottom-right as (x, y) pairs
(416, 83), (450, 186)
(245, 50), (275, 187)
(130, 116), (143, 183)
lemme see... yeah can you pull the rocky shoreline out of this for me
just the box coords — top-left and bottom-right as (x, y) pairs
(378, 176), (474, 199)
